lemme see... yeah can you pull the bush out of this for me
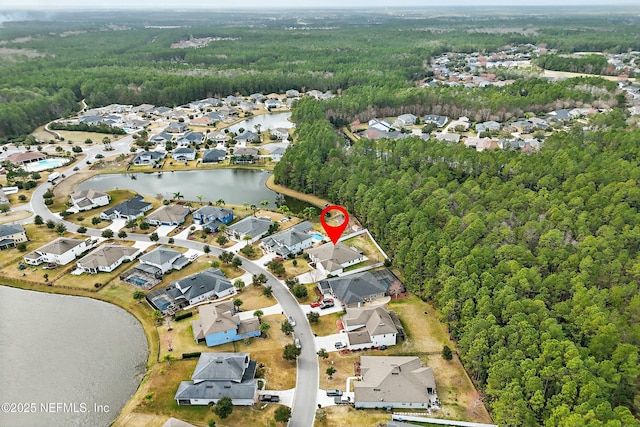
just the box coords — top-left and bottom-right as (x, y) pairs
(18, 194), (27, 202)
(77, 226), (87, 233)
(182, 352), (202, 359)
(44, 198), (53, 205)
(16, 242), (27, 252)
(72, 146), (82, 153)
(292, 284), (308, 299)
(174, 311), (194, 321)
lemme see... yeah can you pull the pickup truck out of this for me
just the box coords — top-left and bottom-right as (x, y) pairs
(260, 394), (280, 402)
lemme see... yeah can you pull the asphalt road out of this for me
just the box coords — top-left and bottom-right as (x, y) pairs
(23, 137), (318, 426)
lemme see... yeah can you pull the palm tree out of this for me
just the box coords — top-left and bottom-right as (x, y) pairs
(173, 192), (184, 201)
(197, 195), (205, 204)
(250, 204), (257, 216)
(253, 310), (264, 322)
(260, 200), (270, 209)
(242, 234), (253, 246)
(216, 198), (225, 206)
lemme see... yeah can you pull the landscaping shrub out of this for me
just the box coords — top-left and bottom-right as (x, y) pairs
(182, 352), (201, 359)
(174, 311), (194, 321)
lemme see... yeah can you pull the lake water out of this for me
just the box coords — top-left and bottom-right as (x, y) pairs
(78, 169), (312, 212)
(0, 286), (148, 427)
(227, 112), (293, 133)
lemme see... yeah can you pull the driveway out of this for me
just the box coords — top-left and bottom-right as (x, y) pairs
(259, 388), (295, 407)
(314, 333), (348, 353)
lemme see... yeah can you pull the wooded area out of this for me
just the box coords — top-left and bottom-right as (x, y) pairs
(274, 105), (640, 426)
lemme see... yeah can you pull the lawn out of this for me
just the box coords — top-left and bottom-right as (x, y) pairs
(310, 311), (343, 336)
(340, 232), (386, 266)
(54, 130), (128, 144)
(315, 406), (390, 427)
(282, 256), (312, 280)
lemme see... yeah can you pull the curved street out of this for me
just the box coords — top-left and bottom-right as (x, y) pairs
(20, 137), (318, 427)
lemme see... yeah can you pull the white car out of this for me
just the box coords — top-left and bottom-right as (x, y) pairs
(288, 316), (296, 327)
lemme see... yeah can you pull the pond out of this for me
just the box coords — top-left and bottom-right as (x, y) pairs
(227, 112), (293, 133)
(0, 286), (148, 427)
(78, 169), (313, 213)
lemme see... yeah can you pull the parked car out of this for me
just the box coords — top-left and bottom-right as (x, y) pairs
(294, 338), (301, 349)
(334, 341), (345, 349)
(310, 300), (323, 308)
(260, 394), (280, 402)
(326, 389), (343, 397)
(334, 395), (351, 405)
(320, 300), (335, 309)
(288, 316), (296, 327)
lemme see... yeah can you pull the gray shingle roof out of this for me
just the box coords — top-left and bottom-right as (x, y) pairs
(77, 244), (139, 269)
(169, 268), (233, 302)
(103, 194), (152, 218)
(139, 246), (182, 265)
(319, 269), (400, 306)
(0, 224), (25, 238)
(227, 216), (273, 238)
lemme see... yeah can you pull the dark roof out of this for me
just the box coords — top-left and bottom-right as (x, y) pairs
(169, 268), (233, 302)
(103, 194), (152, 217)
(193, 206), (232, 220)
(319, 269), (401, 306)
(202, 149), (227, 162)
(0, 224), (25, 238)
(227, 216), (273, 237)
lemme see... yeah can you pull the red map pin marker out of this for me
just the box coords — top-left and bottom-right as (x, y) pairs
(320, 205), (349, 245)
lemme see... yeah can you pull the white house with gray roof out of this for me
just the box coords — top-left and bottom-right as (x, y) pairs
(319, 269), (403, 307)
(23, 237), (94, 266)
(133, 150), (165, 166)
(175, 352), (258, 406)
(167, 268), (234, 307)
(172, 147), (196, 162)
(76, 244), (140, 274)
(260, 221), (313, 257)
(226, 216), (273, 243)
(146, 205), (191, 226)
(70, 188), (110, 212)
(307, 242), (366, 275)
(101, 195), (152, 220)
(354, 356), (439, 410)
(139, 246), (190, 275)
(341, 305), (403, 350)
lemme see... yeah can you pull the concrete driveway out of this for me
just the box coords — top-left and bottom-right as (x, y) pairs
(315, 333), (348, 353)
(259, 388), (295, 407)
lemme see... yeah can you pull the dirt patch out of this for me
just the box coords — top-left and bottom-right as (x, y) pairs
(0, 209), (32, 224)
(265, 175), (330, 209)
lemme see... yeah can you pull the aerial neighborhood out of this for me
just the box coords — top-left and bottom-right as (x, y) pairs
(1, 42), (638, 427)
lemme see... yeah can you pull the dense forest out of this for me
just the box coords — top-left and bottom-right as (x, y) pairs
(274, 100), (640, 426)
(0, 8), (639, 139)
(534, 54), (615, 76)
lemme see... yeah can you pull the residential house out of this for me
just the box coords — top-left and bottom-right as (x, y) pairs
(475, 120), (501, 134)
(545, 109), (572, 122)
(23, 237), (93, 266)
(167, 268), (235, 307)
(201, 149), (227, 164)
(264, 99), (282, 109)
(101, 195), (152, 220)
(362, 128), (409, 141)
(235, 131), (260, 144)
(76, 244), (140, 274)
(192, 206), (233, 232)
(239, 101), (258, 112)
(226, 216), (273, 243)
(261, 221), (313, 258)
(219, 105), (238, 117)
(368, 119), (393, 132)
(465, 137), (498, 152)
(354, 356), (439, 410)
(182, 132), (205, 145)
(307, 242), (366, 275)
(165, 122), (190, 134)
(175, 352), (258, 406)
(0, 224), (27, 250)
(271, 128), (290, 140)
(149, 106), (172, 117)
(132, 150), (165, 166)
(147, 205), (191, 226)
(448, 117), (471, 131)
(423, 115), (448, 128)
(231, 147), (259, 164)
(149, 132), (173, 145)
(190, 116), (216, 126)
(341, 305), (404, 350)
(225, 95), (244, 105)
(192, 300), (260, 346)
(138, 246), (190, 275)
(173, 147), (196, 162)
(269, 146), (287, 162)
(285, 89), (300, 98)
(318, 269), (404, 307)
(70, 188), (111, 212)
(396, 114), (418, 126)
(249, 93), (266, 102)
(435, 133), (461, 144)
(206, 131), (229, 144)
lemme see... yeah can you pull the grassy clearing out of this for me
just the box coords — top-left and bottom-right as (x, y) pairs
(315, 406), (390, 427)
(310, 311), (343, 336)
(282, 256), (312, 280)
(233, 283), (274, 312)
(0, 209), (32, 224)
(318, 351), (360, 390)
(55, 130), (128, 144)
(341, 233), (385, 265)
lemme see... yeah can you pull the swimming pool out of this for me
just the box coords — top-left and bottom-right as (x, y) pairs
(126, 275), (150, 288)
(23, 158), (69, 172)
(311, 233), (325, 242)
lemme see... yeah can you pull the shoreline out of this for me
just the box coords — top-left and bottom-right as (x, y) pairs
(265, 175), (330, 209)
(0, 279), (158, 426)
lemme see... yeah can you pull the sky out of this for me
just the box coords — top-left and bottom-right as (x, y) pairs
(0, 0), (638, 9)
